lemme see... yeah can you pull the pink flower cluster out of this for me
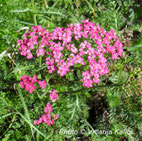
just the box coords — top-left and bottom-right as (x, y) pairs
(49, 89), (59, 102)
(19, 75), (59, 126)
(19, 75), (47, 93)
(17, 25), (50, 59)
(17, 20), (123, 88)
(33, 103), (59, 126)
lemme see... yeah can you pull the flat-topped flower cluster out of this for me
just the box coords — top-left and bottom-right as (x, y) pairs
(20, 75), (47, 93)
(17, 19), (123, 88)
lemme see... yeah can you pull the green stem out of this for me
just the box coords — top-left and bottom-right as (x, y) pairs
(39, 55), (42, 68)
(31, 0), (37, 26)
(41, 83), (50, 99)
(36, 90), (41, 100)
(85, 0), (95, 17)
(0, 113), (14, 120)
(58, 84), (123, 94)
(41, 73), (56, 99)
(38, 56), (42, 79)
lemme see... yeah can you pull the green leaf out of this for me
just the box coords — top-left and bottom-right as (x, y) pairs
(11, 8), (30, 13)
(0, 50), (7, 60)
(107, 89), (121, 108)
(118, 71), (128, 83)
(124, 45), (142, 51)
(2, 134), (10, 141)
(66, 72), (74, 81)
(109, 72), (119, 84)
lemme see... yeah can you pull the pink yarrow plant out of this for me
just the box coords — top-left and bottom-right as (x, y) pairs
(18, 20), (124, 126)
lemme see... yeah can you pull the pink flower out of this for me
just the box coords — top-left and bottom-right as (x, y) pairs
(19, 75), (37, 93)
(49, 89), (59, 102)
(44, 103), (53, 113)
(38, 80), (47, 88)
(36, 48), (45, 57)
(25, 83), (36, 94)
(32, 75), (38, 83)
(33, 120), (38, 125)
(26, 50), (33, 59)
(53, 115), (59, 120)
(70, 44), (78, 53)
(19, 81), (24, 89)
(57, 65), (69, 76)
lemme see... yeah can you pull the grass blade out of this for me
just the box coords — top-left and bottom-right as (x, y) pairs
(17, 112), (48, 139)
(17, 84), (34, 138)
(16, 20), (35, 26)
(0, 113), (13, 120)
(85, 0), (95, 17)
(38, 11), (67, 17)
